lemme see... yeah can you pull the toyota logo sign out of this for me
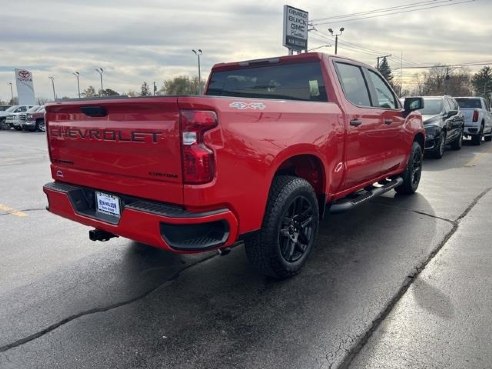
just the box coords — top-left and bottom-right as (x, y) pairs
(17, 70), (32, 81)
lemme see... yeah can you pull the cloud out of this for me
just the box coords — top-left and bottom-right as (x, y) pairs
(1, 0), (491, 100)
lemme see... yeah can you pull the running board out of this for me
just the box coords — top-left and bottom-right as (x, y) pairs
(329, 177), (403, 214)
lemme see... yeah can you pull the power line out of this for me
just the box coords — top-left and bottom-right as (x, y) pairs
(311, 1), (451, 22)
(311, 0), (477, 25)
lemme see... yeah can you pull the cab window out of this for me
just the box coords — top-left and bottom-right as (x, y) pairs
(367, 70), (397, 109)
(335, 63), (371, 107)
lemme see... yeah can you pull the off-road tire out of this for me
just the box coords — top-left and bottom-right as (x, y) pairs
(244, 175), (319, 280)
(450, 129), (463, 150)
(395, 142), (423, 195)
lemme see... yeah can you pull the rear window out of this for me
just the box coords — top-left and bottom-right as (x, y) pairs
(206, 61), (327, 102)
(420, 98), (443, 115)
(455, 98), (481, 109)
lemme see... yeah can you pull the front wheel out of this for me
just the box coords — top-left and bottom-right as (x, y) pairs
(395, 142), (423, 195)
(450, 129), (463, 150)
(432, 131), (446, 158)
(244, 176), (319, 279)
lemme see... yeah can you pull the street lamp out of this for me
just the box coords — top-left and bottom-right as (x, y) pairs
(8, 82), (13, 104)
(328, 27), (344, 55)
(192, 49), (202, 95)
(73, 71), (80, 98)
(95, 67), (104, 96)
(48, 76), (56, 100)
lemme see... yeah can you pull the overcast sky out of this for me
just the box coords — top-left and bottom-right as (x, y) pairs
(1, 0), (491, 101)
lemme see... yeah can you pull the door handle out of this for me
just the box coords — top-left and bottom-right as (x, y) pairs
(384, 119), (393, 125)
(350, 119), (362, 127)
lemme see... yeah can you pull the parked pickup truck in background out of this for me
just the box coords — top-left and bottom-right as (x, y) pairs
(0, 105), (33, 129)
(21, 105), (45, 132)
(455, 97), (492, 145)
(43, 53), (425, 279)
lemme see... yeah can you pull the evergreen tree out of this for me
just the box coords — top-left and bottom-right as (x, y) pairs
(471, 66), (492, 101)
(378, 57), (394, 86)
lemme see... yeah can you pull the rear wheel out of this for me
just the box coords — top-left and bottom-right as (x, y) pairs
(395, 142), (423, 195)
(244, 175), (319, 279)
(450, 129), (463, 150)
(471, 125), (483, 145)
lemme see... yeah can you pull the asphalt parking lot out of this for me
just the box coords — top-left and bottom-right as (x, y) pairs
(1, 130), (491, 369)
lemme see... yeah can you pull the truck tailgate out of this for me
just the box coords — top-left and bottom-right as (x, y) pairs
(46, 98), (183, 204)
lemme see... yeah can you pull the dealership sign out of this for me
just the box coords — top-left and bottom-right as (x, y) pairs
(283, 5), (308, 51)
(15, 68), (36, 105)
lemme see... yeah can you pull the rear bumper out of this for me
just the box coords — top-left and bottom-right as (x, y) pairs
(43, 181), (239, 253)
(464, 127), (479, 135)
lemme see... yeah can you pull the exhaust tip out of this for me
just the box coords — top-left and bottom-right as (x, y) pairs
(89, 229), (118, 242)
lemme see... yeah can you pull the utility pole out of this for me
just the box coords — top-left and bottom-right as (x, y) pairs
(376, 54), (392, 69)
(153, 81), (157, 96)
(328, 27), (344, 55)
(95, 67), (104, 96)
(49, 76), (56, 100)
(192, 49), (203, 94)
(73, 71), (80, 98)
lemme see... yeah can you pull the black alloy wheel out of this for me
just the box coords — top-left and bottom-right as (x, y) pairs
(244, 175), (319, 279)
(279, 195), (315, 263)
(395, 141), (423, 195)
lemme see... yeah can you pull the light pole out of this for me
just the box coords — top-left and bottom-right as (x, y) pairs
(73, 71), (80, 98)
(48, 76), (56, 100)
(95, 67), (104, 96)
(192, 49), (202, 94)
(328, 27), (344, 55)
(8, 82), (13, 104)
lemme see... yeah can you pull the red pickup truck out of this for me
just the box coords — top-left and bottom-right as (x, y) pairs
(43, 53), (424, 279)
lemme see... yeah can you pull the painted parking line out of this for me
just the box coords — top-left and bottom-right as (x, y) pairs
(464, 145), (492, 167)
(0, 204), (28, 217)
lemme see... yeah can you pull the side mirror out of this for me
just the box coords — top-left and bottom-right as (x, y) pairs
(404, 97), (424, 112)
(447, 110), (458, 118)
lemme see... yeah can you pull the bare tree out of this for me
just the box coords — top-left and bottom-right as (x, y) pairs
(159, 76), (204, 95)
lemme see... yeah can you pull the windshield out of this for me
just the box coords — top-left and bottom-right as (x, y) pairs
(27, 105), (41, 113)
(5, 105), (20, 112)
(420, 99), (442, 115)
(455, 98), (481, 109)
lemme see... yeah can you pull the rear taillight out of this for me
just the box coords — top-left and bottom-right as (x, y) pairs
(180, 110), (218, 184)
(473, 110), (479, 122)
